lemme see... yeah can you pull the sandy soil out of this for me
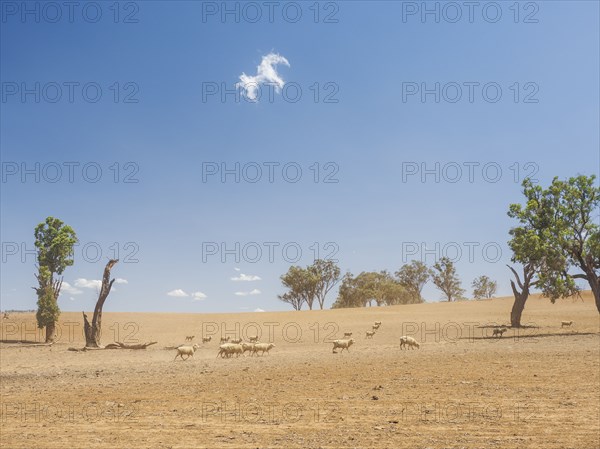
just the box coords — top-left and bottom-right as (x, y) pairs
(1, 292), (599, 449)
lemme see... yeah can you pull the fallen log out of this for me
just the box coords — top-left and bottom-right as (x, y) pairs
(68, 341), (157, 351)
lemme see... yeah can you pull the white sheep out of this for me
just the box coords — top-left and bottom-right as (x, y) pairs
(374, 321), (381, 326)
(399, 336), (420, 350)
(230, 338), (243, 344)
(217, 343), (243, 358)
(202, 336), (212, 343)
(248, 335), (259, 343)
(332, 339), (355, 354)
(561, 320), (574, 328)
(372, 324), (380, 331)
(343, 332), (353, 338)
(492, 328), (508, 338)
(365, 331), (375, 339)
(220, 336), (230, 344)
(174, 344), (199, 361)
(251, 343), (275, 356)
(241, 342), (255, 354)
(185, 335), (195, 342)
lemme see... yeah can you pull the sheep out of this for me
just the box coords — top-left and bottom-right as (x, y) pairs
(372, 324), (380, 331)
(202, 336), (212, 343)
(185, 335), (195, 342)
(492, 328), (508, 338)
(230, 338), (243, 344)
(374, 321), (381, 326)
(248, 335), (259, 343)
(217, 343), (243, 358)
(399, 336), (420, 350)
(251, 343), (275, 356)
(332, 339), (355, 354)
(561, 320), (574, 328)
(365, 331), (375, 339)
(343, 332), (353, 338)
(220, 336), (230, 344)
(174, 344), (199, 361)
(241, 342), (255, 354)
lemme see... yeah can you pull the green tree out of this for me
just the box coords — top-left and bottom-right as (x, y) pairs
(332, 271), (411, 308)
(33, 217), (77, 342)
(543, 175), (600, 311)
(508, 175), (600, 322)
(395, 260), (430, 303)
(431, 257), (465, 301)
(309, 259), (341, 310)
(472, 275), (497, 299)
(278, 266), (317, 310)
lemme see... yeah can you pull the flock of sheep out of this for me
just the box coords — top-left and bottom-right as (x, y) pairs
(173, 319), (575, 360)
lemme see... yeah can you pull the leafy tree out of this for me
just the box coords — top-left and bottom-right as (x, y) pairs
(472, 275), (497, 299)
(508, 175), (600, 323)
(309, 259), (341, 310)
(332, 271), (411, 308)
(507, 179), (557, 326)
(431, 257), (465, 301)
(278, 266), (317, 310)
(33, 217), (77, 342)
(332, 272), (364, 309)
(395, 260), (430, 302)
(543, 175), (600, 311)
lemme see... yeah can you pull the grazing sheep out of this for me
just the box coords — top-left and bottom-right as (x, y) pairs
(251, 343), (275, 356)
(365, 331), (375, 339)
(241, 342), (255, 354)
(561, 320), (574, 328)
(343, 332), (353, 338)
(492, 328), (508, 338)
(372, 324), (380, 331)
(217, 343), (243, 358)
(2, 312), (9, 320)
(202, 336), (212, 343)
(248, 335), (259, 343)
(374, 321), (381, 326)
(332, 339), (355, 354)
(185, 336), (195, 342)
(220, 336), (230, 344)
(231, 338), (243, 344)
(174, 344), (199, 361)
(399, 336), (420, 350)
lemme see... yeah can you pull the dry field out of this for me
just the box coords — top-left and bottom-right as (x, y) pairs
(1, 293), (599, 449)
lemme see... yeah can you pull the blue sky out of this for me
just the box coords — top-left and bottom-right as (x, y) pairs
(1, 1), (598, 312)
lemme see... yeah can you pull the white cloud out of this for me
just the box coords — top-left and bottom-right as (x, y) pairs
(167, 289), (189, 297)
(254, 308), (265, 312)
(234, 267), (241, 271)
(192, 291), (207, 301)
(61, 282), (83, 295)
(70, 297), (76, 301)
(115, 278), (128, 284)
(236, 53), (290, 101)
(74, 278), (102, 290)
(231, 273), (261, 282)
(234, 289), (261, 297)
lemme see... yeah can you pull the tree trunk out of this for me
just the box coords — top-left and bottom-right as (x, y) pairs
(510, 293), (528, 328)
(586, 271), (600, 313)
(45, 321), (56, 343)
(507, 264), (533, 328)
(83, 259), (118, 348)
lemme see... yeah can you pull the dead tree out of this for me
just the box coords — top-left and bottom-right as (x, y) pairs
(83, 259), (118, 348)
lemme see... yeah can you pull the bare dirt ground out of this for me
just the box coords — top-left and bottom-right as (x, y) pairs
(1, 292), (599, 449)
